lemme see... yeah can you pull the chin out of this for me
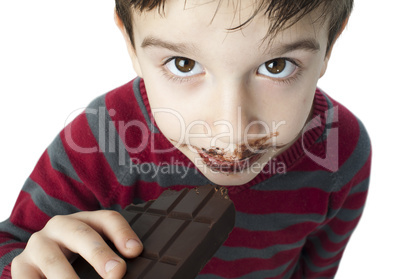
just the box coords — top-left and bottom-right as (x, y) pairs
(202, 170), (259, 186)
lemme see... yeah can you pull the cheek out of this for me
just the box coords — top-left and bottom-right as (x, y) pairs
(271, 93), (315, 145)
(146, 84), (198, 142)
(276, 66), (320, 143)
(153, 109), (184, 140)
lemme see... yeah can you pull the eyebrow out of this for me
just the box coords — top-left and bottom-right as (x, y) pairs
(267, 38), (321, 56)
(141, 36), (200, 54)
(141, 36), (320, 56)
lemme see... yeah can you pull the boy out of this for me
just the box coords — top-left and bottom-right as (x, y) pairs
(0, 0), (371, 278)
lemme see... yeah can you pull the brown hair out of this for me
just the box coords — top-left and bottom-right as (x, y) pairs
(115, 0), (353, 54)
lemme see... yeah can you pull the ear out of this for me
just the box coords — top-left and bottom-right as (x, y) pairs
(320, 17), (350, 78)
(114, 9), (143, 77)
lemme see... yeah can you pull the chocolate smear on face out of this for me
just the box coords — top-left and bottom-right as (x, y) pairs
(202, 132), (280, 160)
(199, 132), (285, 173)
(170, 132), (285, 173)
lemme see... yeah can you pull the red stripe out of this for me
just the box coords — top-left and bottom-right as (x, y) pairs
(9, 191), (50, 233)
(226, 222), (317, 249)
(0, 233), (13, 245)
(328, 216), (362, 236)
(0, 242), (26, 258)
(343, 191), (368, 210)
(283, 256), (301, 279)
(105, 80), (151, 162)
(310, 230), (351, 254)
(29, 149), (99, 211)
(60, 114), (124, 208)
(231, 188), (330, 215)
(0, 242), (26, 278)
(328, 96), (361, 169)
(0, 264), (11, 279)
(309, 248), (345, 269)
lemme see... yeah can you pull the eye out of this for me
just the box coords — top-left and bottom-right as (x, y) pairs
(257, 58), (297, 79)
(165, 57), (204, 77)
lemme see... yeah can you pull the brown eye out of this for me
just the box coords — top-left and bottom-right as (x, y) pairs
(175, 57), (196, 73)
(265, 58), (286, 74)
(165, 57), (204, 78)
(257, 58), (297, 79)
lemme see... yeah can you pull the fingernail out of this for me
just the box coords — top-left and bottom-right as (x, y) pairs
(126, 239), (142, 249)
(105, 260), (119, 273)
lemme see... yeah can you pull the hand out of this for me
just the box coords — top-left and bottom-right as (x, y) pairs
(11, 210), (143, 279)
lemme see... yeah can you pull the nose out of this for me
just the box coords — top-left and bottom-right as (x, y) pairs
(205, 80), (264, 146)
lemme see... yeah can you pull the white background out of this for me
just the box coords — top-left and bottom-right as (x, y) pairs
(0, 0), (400, 278)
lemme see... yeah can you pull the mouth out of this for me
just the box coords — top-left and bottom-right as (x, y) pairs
(197, 148), (264, 173)
(170, 132), (281, 174)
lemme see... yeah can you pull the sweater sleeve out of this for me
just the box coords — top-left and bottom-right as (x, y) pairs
(0, 93), (128, 278)
(296, 122), (372, 278)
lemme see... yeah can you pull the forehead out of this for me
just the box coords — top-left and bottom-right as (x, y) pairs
(132, 0), (328, 53)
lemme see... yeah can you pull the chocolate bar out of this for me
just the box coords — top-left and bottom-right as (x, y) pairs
(73, 185), (236, 278)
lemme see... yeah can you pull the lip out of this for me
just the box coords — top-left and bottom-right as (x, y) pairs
(197, 149), (264, 173)
(169, 132), (280, 173)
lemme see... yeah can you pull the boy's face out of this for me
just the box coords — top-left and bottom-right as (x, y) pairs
(120, 0), (330, 186)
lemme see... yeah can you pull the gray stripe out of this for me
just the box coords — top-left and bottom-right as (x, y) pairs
(330, 118), (371, 192)
(0, 219), (31, 242)
(350, 177), (370, 195)
(133, 77), (159, 133)
(236, 212), (326, 231)
(85, 92), (210, 187)
(0, 239), (17, 247)
(215, 239), (305, 261)
(283, 261), (299, 279)
(320, 223), (354, 244)
(316, 92), (335, 144)
(336, 206), (365, 222)
(47, 134), (82, 183)
(303, 253), (341, 274)
(308, 236), (347, 260)
(253, 170), (335, 192)
(326, 178), (369, 221)
(85, 94), (135, 186)
(196, 260), (293, 279)
(22, 178), (80, 217)
(0, 248), (23, 275)
(127, 160), (211, 187)
(215, 211), (356, 266)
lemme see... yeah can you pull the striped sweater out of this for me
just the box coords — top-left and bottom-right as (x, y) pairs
(0, 78), (371, 278)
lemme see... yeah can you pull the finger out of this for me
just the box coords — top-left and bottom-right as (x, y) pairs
(11, 254), (43, 279)
(12, 264), (43, 279)
(73, 210), (143, 258)
(27, 233), (79, 279)
(45, 215), (126, 279)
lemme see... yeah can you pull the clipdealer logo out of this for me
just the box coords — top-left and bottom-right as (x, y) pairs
(63, 105), (339, 173)
(302, 106), (339, 172)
